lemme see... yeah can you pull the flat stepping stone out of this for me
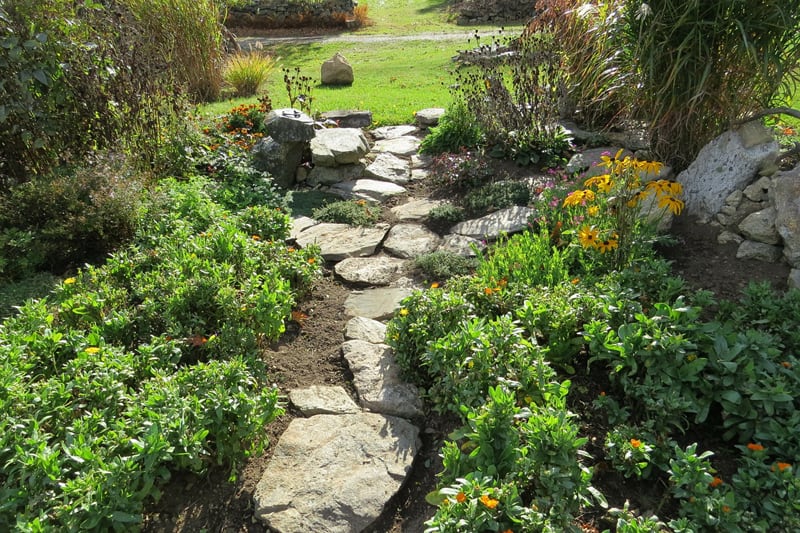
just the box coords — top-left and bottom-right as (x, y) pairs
(344, 287), (413, 320)
(411, 153), (433, 169)
(391, 198), (447, 222)
(295, 223), (388, 261)
(290, 216), (318, 240)
(411, 167), (431, 181)
(344, 316), (387, 344)
(438, 234), (486, 257)
(383, 223), (442, 259)
(331, 179), (408, 203)
(372, 124), (418, 140)
(450, 206), (536, 240)
(307, 162), (366, 186)
(365, 152), (411, 184)
(289, 385), (360, 416)
(254, 412), (419, 533)
(311, 128), (370, 167)
(341, 340), (423, 418)
(334, 255), (409, 285)
(372, 136), (421, 157)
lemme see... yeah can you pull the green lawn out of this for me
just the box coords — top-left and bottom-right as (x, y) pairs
(201, 38), (469, 126)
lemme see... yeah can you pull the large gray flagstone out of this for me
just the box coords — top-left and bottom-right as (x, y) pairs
(390, 198), (447, 222)
(344, 316), (387, 344)
(289, 385), (360, 416)
(311, 128), (371, 167)
(344, 287), (413, 320)
(330, 179), (408, 203)
(341, 340), (423, 418)
(334, 255), (409, 285)
(449, 206), (535, 240)
(371, 124), (418, 140)
(364, 152), (411, 183)
(383, 223), (442, 259)
(295, 223), (388, 261)
(253, 412), (419, 533)
(372, 136), (421, 156)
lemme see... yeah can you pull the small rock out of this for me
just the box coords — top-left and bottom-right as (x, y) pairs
(789, 269), (800, 289)
(738, 207), (780, 245)
(743, 176), (772, 202)
(415, 108), (446, 128)
(718, 230), (744, 245)
(736, 240), (783, 262)
(307, 162), (366, 187)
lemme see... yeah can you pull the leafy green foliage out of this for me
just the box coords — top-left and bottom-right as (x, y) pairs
(414, 251), (477, 280)
(419, 100), (484, 154)
(462, 180), (531, 217)
(311, 199), (382, 226)
(0, 161), (145, 279)
(0, 176), (319, 530)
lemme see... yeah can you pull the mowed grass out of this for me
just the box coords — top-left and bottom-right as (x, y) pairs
(353, 0), (522, 35)
(200, 38), (470, 126)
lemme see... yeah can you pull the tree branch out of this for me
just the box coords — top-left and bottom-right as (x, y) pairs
(734, 107), (800, 126)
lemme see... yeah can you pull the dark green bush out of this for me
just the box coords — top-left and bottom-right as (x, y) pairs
(419, 100), (484, 155)
(312, 199), (382, 226)
(0, 161), (144, 278)
(426, 204), (466, 234)
(415, 251), (478, 280)
(462, 181), (531, 216)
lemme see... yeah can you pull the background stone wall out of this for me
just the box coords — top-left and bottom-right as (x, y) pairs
(228, 0), (356, 28)
(453, 0), (537, 25)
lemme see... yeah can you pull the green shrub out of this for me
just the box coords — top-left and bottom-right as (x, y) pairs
(428, 149), (494, 191)
(419, 100), (484, 154)
(223, 51), (279, 97)
(426, 204), (466, 234)
(0, 161), (145, 279)
(462, 180), (531, 217)
(415, 251), (477, 280)
(311, 199), (382, 226)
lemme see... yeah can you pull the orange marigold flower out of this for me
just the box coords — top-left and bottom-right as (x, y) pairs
(287, 247), (296, 252)
(571, 277), (580, 285)
(430, 282), (440, 289)
(307, 257), (316, 264)
(599, 391), (606, 397)
(455, 491), (467, 503)
(630, 438), (642, 448)
(709, 476), (723, 488)
(252, 235), (261, 241)
(484, 287), (494, 295)
(777, 462), (792, 472)
(747, 443), (765, 452)
(722, 505), (731, 513)
(782, 361), (792, 368)
(479, 494), (499, 509)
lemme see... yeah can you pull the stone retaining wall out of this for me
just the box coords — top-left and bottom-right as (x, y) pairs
(227, 0), (356, 28)
(454, 0), (537, 25)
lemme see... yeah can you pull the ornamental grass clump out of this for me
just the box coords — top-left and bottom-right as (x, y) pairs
(223, 51), (278, 97)
(558, 149), (682, 270)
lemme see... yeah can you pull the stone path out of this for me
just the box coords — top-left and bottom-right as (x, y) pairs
(251, 110), (537, 532)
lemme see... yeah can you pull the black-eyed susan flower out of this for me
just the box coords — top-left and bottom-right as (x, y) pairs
(578, 225), (600, 249)
(658, 195), (684, 215)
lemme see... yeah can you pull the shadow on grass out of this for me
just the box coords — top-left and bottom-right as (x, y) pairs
(416, 0), (455, 15)
(0, 272), (59, 319)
